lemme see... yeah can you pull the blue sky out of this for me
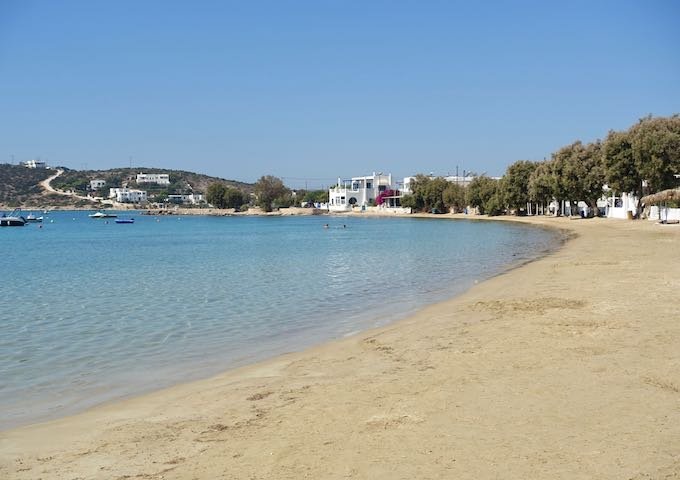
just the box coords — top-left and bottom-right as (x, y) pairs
(1, 1), (678, 188)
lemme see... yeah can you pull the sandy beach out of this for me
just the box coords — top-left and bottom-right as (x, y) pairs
(1, 215), (679, 479)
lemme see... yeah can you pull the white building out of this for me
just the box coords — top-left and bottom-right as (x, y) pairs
(22, 159), (47, 169)
(402, 174), (490, 194)
(136, 173), (170, 185)
(109, 188), (148, 203)
(328, 172), (393, 212)
(167, 193), (204, 205)
(90, 179), (106, 190)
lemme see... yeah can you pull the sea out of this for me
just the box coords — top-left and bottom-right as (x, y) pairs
(0, 211), (559, 429)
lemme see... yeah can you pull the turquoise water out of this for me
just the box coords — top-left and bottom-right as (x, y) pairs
(0, 211), (559, 429)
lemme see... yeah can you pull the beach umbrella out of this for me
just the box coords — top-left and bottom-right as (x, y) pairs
(641, 188), (680, 205)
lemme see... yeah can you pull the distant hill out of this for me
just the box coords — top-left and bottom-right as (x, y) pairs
(0, 164), (253, 208)
(0, 164), (55, 208)
(52, 167), (253, 195)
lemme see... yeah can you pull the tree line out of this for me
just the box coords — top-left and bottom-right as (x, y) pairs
(403, 114), (680, 216)
(206, 175), (328, 212)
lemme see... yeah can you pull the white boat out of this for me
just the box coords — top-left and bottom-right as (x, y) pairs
(0, 209), (27, 227)
(25, 213), (43, 223)
(89, 211), (118, 219)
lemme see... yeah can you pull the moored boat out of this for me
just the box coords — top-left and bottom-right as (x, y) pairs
(89, 211), (118, 219)
(25, 213), (43, 223)
(115, 218), (134, 224)
(0, 209), (27, 227)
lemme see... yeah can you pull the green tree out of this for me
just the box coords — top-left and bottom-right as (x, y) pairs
(466, 176), (500, 215)
(223, 187), (246, 209)
(206, 182), (228, 208)
(406, 174), (450, 212)
(400, 194), (417, 210)
(254, 175), (289, 212)
(503, 160), (537, 214)
(550, 141), (604, 216)
(302, 189), (328, 205)
(630, 115), (680, 194)
(442, 182), (466, 213)
(603, 129), (640, 198)
(528, 161), (554, 212)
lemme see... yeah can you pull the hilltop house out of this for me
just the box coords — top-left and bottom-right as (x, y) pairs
(22, 159), (47, 169)
(89, 179), (106, 190)
(328, 172), (393, 212)
(136, 173), (170, 185)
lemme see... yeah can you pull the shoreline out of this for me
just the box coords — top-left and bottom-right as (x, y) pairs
(1, 214), (562, 431)
(2, 216), (679, 479)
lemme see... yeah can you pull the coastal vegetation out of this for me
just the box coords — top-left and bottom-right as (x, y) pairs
(206, 183), (248, 210)
(405, 114), (680, 216)
(253, 175), (293, 212)
(3, 115), (677, 214)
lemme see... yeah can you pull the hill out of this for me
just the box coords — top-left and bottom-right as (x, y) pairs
(0, 164), (254, 208)
(0, 164), (56, 208)
(52, 167), (252, 197)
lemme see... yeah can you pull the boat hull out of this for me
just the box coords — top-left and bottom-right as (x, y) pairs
(0, 217), (27, 227)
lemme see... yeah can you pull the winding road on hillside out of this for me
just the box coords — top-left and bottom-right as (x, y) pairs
(40, 168), (97, 203)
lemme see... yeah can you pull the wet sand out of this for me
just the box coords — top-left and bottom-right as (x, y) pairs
(2, 216), (679, 479)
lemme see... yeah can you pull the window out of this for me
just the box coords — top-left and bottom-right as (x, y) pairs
(366, 182), (372, 189)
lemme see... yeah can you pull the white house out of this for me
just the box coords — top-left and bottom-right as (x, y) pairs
(90, 179), (106, 190)
(402, 174), (492, 195)
(167, 193), (204, 205)
(136, 173), (170, 185)
(328, 172), (393, 212)
(109, 188), (148, 203)
(22, 159), (47, 169)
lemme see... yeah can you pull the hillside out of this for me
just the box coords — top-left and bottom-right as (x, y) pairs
(0, 165), (253, 208)
(0, 164), (56, 207)
(52, 167), (253, 197)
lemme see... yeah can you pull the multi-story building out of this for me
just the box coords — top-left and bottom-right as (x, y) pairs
(136, 173), (170, 185)
(109, 188), (148, 203)
(328, 172), (393, 212)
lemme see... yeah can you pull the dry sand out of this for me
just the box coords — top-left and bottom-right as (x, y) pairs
(2, 216), (679, 479)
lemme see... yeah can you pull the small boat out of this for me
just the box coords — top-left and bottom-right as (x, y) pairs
(0, 209), (27, 227)
(115, 218), (134, 224)
(89, 211), (118, 219)
(25, 213), (44, 223)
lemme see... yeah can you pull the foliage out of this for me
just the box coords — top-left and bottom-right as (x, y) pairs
(602, 129), (639, 197)
(375, 189), (396, 206)
(466, 176), (499, 215)
(442, 183), (466, 213)
(400, 194), (417, 210)
(254, 175), (289, 211)
(206, 182), (246, 209)
(406, 174), (449, 212)
(301, 189), (328, 205)
(527, 161), (554, 206)
(554, 141), (604, 214)
(630, 115), (680, 193)
(503, 160), (538, 214)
